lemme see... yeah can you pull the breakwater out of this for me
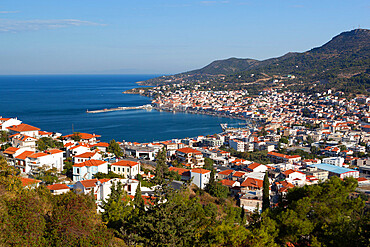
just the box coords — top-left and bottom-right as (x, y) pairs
(86, 104), (152, 113)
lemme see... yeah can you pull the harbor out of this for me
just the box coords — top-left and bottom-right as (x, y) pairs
(86, 104), (152, 114)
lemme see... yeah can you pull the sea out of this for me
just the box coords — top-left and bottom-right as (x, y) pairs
(0, 75), (242, 143)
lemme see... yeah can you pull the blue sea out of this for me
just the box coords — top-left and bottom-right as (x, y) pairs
(0, 75), (242, 142)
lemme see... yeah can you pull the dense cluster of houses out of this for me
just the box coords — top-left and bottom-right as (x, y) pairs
(1, 88), (370, 214)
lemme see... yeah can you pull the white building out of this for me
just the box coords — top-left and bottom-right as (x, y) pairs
(190, 168), (211, 189)
(47, 184), (71, 195)
(72, 159), (108, 182)
(322, 157), (345, 167)
(7, 123), (40, 138)
(111, 160), (140, 179)
(0, 117), (22, 131)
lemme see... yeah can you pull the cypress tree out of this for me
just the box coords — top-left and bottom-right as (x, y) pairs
(134, 182), (145, 209)
(262, 172), (270, 211)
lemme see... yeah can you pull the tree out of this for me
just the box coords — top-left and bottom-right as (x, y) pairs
(71, 132), (82, 142)
(107, 139), (123, 158)
(0, 130), (8, 143)
(155, 147), (167, 183)
(36, 137), (63, 151)
(203, 157), (214, 170)
(262, 172), (270, 211)
(133, 182), (144, 209)
(34, 166), (59, 185)
(206, 169), (229, 198)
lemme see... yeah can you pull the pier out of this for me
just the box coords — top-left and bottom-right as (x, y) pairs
(86, 104), (152, 114)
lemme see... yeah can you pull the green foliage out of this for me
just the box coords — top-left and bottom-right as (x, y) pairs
(220, 146), (271, 164)
(266, 177), (368, 246)
(0, 155), (22, 191)
(155, 147), (167, 183)
(62, 157), (73, 179)
(133, 182), (144, 209)
(0, 130), (9, 142)
(279, 137), (289, 144)
(0, 180), (115, 246)
(107, 139), (123, 158)
(71, 132), (82, 142)
(36, 137), (63, 151)
(94, 171), (125, 179)
(262, 172), (269, 211)
(34, 166), (59, 185)
(206, 169), (229, 199)
(203, 157), (214, 170)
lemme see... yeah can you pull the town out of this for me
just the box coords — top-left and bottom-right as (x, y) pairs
(1, 86), (370, 215)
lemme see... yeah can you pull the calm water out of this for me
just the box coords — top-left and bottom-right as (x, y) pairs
(0, 75), (241, 142)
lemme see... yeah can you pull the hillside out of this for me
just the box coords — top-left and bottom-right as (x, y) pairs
(138, 29), (370, 94)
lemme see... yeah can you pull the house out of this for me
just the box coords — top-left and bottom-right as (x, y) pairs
(240, 177), (264, 192)
(0, 117), (22, 131)
(232, 171), (248, 182)
(73, 178), (139, 211)
(47, 183), (71, 195)
(92, 142), (109, 152)
(239, 193), (262, 213)
(111, 160), (140, 179)
(217, 169), (234, 180)
(176, 147), (205, 168)
(168, 167), (191, 181)
(267, 151), (301, 164)
(63, 133), (101, 144)
(281, 169), (306, 185)
(73, 151), (101, 163)
(11, 134), (37, 150)
(46, 149), (64, 172)
(190, 168), (211, 189)
(7, 123), (40, 138)
(219, 179), (240, 188)
(72, 159), (108, 182)
(247, 162), (268, 173)
(27, 152), (57, 173)
(20, 177), (42, 189)
(67, 144), (91, 158)
(14, 150), (35, 173)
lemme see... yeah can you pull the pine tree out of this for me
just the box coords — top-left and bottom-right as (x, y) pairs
(262, 172), (270, 211)
(155, 147), (167, 183)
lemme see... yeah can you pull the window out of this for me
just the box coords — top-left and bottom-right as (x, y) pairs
(113, 167), (115, 171)
(77, 168), (80, 174)
(127, 168), (129, 172)
(118, 167), (120, 172)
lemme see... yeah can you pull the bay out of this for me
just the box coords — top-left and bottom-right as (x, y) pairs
(0, 75), (242, 142)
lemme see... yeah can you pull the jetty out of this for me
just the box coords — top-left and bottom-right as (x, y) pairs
(86, 104), (152, 114)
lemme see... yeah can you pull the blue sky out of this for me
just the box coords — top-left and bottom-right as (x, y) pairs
(0, 0), (369, 74)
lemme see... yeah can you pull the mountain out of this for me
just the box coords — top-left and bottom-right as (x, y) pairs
(138, 29), (370, 93)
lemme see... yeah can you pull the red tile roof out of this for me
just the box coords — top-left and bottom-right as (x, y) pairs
(28, 152), (49, 158)
(241, 177), (263, 188)
(169, 167), (190, 175)
(46, 149), (64, 154)
(75, 152), (96, 158)
(3, 147), (20, 155)
(218, 169), (234, 176)
(63, 133), (101, 140)
(7, 123), (40, 132)
(233, 171), (246, 177)
(219, 179), (237, 187)
(47, 183), (70, 191)
(15, 151), (34, 160)
(20, 177), (41, 187)
(176, 147), (202, 154)
(79, 179), (98, 188)
(248, 162), (262, 170)
(191, 168), (210, 174)
(111, 160), (139, 167)
(73, 159), (106, 167)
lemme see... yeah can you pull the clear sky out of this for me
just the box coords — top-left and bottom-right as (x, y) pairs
(0, 0), (369, 75)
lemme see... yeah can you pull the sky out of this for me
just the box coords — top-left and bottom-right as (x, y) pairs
(0, 0), (369, 75)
